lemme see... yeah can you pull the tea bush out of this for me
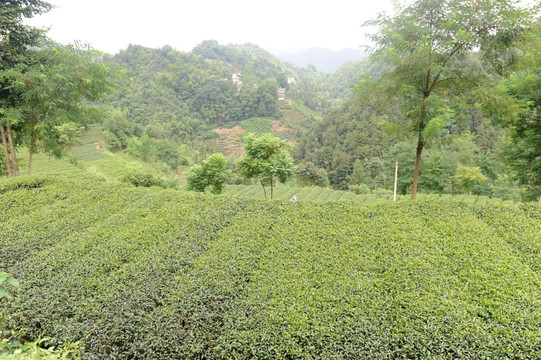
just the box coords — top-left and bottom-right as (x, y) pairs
(1, 177), (540, 359)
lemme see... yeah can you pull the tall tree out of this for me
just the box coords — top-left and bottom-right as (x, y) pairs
(0, 0), (51, 176)
(239, 133), (294, 199)
(359, 0), (535, 199)
(3, 43), (118, 175)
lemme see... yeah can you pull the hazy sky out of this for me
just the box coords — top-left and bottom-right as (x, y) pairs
(26, 0), (395, 55)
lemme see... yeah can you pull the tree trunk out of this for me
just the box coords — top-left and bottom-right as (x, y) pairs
(411, 138), (424, 200)
(28, 135), (36, 176)
(0, 125), (13, 177)
(270, 178), (274, 199)
(6, 120), (19, 177)
(411, 98), (428, 201)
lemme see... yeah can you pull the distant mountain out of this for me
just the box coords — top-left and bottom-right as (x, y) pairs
(277, 47), (368, 73)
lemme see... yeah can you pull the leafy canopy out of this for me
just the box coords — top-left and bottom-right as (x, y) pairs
(504, 20), (541, 201)
(239, 133), (294, 198)
(453, 165), (487, 194)
(186, 153), (231, 194)
(2, 42), (120, 174)
(359, 0), (535, 199)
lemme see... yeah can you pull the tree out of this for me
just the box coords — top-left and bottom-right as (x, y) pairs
(3, 43), (118, 175)
(238, 133), (294, 199)
(453, 165), (486, 194)
(0, 1), (51, 67)
(296, 162), (329, 187)
(359, 0), (535, 200)
(504, 21), (541, 201)
(0, 0), (52, 176)
(186, 153), (230, 194)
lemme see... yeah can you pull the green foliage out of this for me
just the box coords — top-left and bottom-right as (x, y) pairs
(0, 0), (52, 71)
(186, 153), (230, 194)
(504, 21), (541, 201)
(295, 162), (329, 187)
(323, 58), (387, 101)
(121, 170), (177, 189)
(238, 133), (294, 198)
(239, 117), (272, 135)
(224, 183), (360, 202)
(359, 0), (536, 199)
(0, 338), (80, 359)
(294, 97), (394, 189)
(0, 272), (19, 301)
(1, 41), (120, 175)
(0, 271), (78, 359)
(453, 165), (487, 194)
(98, 41), (336, 167)
(103, 43), (309, 141)
(70, 144), (110, 162)
(1, 177), (541, 358)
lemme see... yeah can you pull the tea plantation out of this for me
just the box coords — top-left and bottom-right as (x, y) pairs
(1, 176), (540, 359)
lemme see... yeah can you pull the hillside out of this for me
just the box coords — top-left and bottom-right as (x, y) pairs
(97, 42), (332, 165)
(2, 176), (540, 359)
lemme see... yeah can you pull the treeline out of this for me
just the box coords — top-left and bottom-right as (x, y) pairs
(293, 4), (541, 202)
(295, 98), (515, 197)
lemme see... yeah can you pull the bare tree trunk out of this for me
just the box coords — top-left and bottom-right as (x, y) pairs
(270, 178), (274, 199)
(411, 138), (424, 200)
(0, 125), (13, 177)
(28, 134), (36, 176)
(6, 120), (19, 177)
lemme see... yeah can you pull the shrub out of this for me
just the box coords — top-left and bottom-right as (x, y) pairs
(121, 171), (176, 189)
(186, 153), (230, 194)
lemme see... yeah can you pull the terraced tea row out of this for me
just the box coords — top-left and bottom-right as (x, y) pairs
(1, 176), (540, 358)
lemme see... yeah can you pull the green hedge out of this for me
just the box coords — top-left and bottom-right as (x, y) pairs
(1, 177), (540, 359)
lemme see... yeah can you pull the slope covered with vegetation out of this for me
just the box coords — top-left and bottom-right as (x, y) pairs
(1, 176), (540, 359)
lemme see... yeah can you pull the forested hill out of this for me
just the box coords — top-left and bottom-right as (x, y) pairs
(102, 42), (331, 137)
(97, 42), (333, 161)
(95, 40), (372, 169)
(96, 38), (538, 202)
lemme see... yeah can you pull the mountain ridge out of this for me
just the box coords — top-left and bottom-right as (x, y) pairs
(276, 47), (368, 73)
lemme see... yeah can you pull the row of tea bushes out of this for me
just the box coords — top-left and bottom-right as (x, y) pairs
(1, 176), (540, 359)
